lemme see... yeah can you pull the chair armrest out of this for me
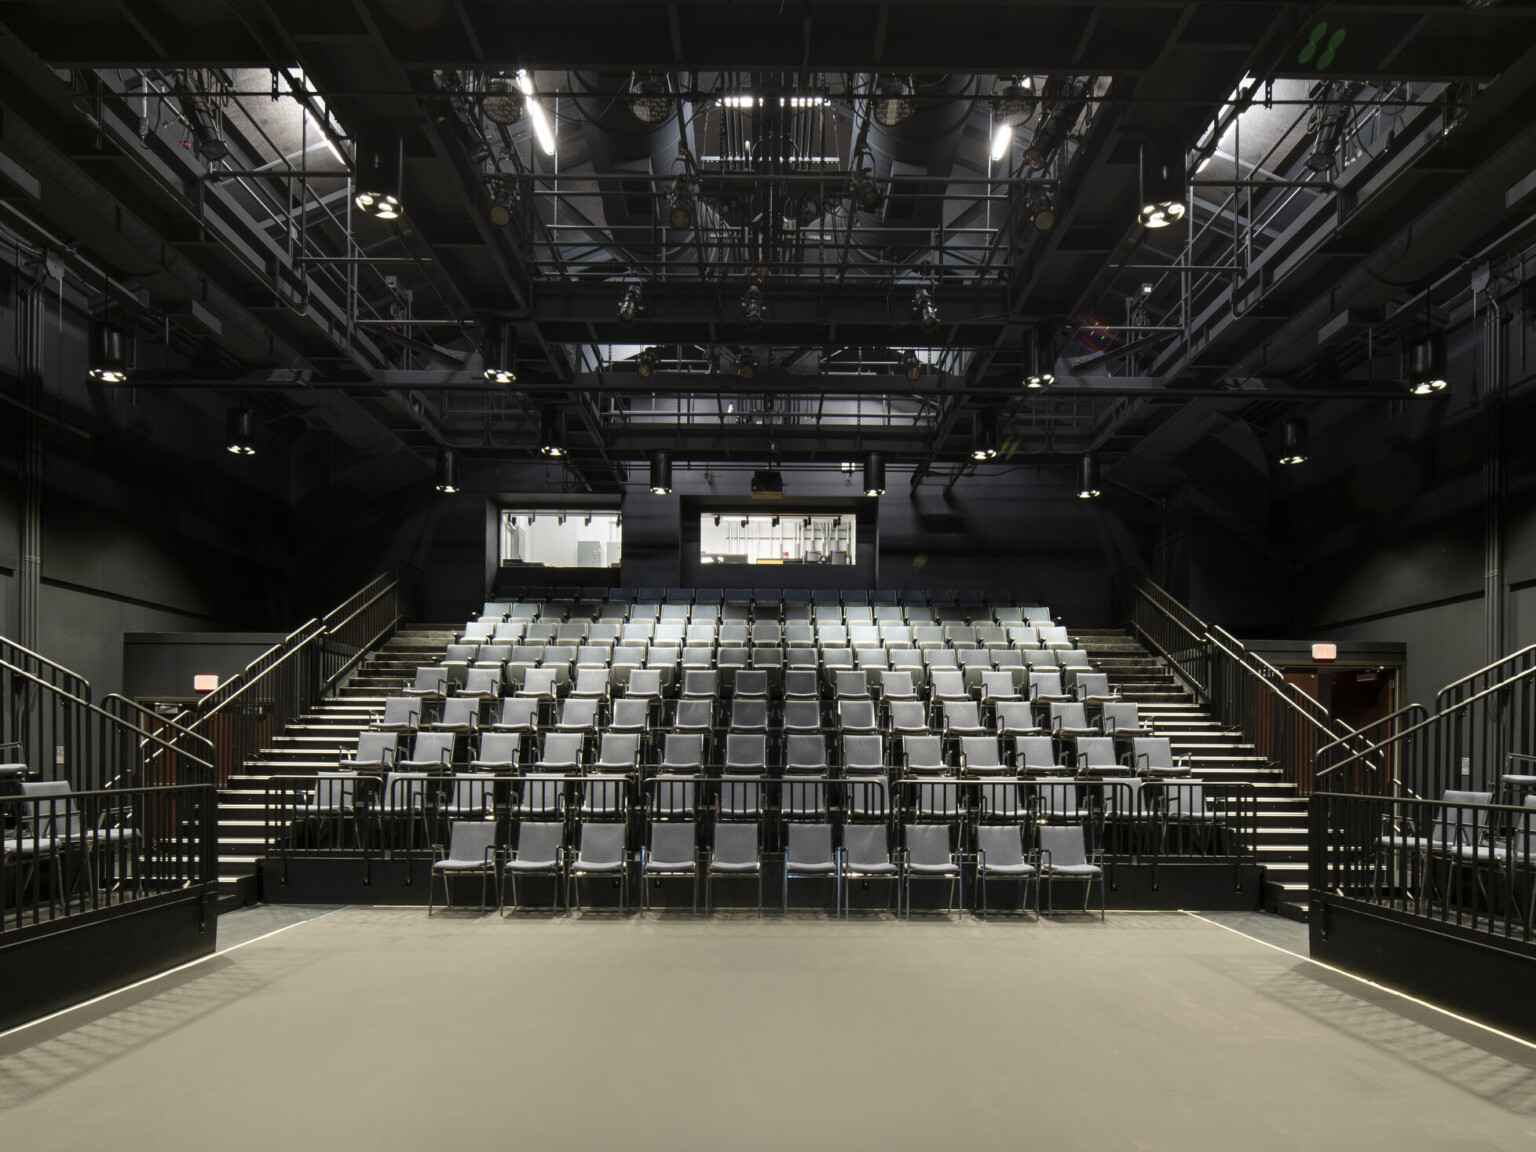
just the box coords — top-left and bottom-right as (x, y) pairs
(1038, 848), (1053, 871)
(483, 845), (498, 868)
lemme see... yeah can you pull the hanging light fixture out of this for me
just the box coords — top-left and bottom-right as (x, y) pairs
(872, 76), (915, 127)
(649, 450), (673, 495)
(990, 80), (1036, 163)
(912, 287), (940, 333)
(1077, 455), (1102, 498)
(617, 283), (645, 327)
(971, 419), (999, 461)
(1024, 77), (1088, 170)
(1025, 330), (1055, 389)
(1278, 417), (1309, 465)
(636, 347), (660, 378)
(1138, 135), (1187, 229)
(538, 409), (565, 457)
(353, 128), (404, 220)
(849, 167), (884, 213)
(668, 175), (696, 229)
(630, 76), (671, 124)
(1030, 192), (1056, 232)
(225, 406), (257, 456)
(87, 321), (129, 383)
(736, 350), (758, 380)
(1408, 334), (1448, 394)
(435, 447), (459, 493)
(481, 74), (526, 125)
(902, 350), (923, 382)
(863, 452), (886, 496)
(741, 277), (767, 328)
(483, 324), (516, 384)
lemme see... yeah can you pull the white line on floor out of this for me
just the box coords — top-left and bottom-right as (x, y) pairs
(1184, 911), (1536, 1053)
(0, 905), (349, 1040)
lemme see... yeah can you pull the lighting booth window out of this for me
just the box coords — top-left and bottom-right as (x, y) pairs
(501, 511), (621, 567)
(699, 514), (855, 566)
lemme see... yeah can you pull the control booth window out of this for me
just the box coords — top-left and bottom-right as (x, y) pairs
(699, 513), (855, 566)
(500, 510), (621, 567)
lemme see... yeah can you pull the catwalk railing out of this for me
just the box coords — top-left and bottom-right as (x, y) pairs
(1, 781), (216, 938)
(1114, 570), (1343, 794)
(1319, 645), (1536, 800)
(175, 564), (420, 785)
(1310, 790), (1536, 954)
(260, 772), (1256, 878)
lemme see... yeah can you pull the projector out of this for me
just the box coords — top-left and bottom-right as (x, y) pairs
(751, 469), (784, 499)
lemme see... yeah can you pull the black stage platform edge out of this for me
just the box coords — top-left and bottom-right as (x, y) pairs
(261, 857), (1261, 912)
(0, 887), (218, 1032)
(1310, 894), (1536, 1042)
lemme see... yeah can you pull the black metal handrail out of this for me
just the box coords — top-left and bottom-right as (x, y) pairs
(0, 635), (91, 702)
(176, 565), (420, 784)
(1114, 569), (1340, 793)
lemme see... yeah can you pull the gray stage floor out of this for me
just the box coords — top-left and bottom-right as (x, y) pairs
(4, 905), (1536, 1151)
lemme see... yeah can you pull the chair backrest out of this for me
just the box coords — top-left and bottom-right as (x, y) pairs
(476, 732), (519, 767)
(1074, 672), (1110, 697)
(1434, 790), (1494, 844)
(578, 822), (626, 865)
(522, 668), (559, 696)
(977, 824), (1025, 868)
(888, 701), (928, 732)
(994, 702), (1035, 735)
(674, 699), (713, 730)
(784, 734), (827, 771)
(961, 736), (1003, 770)
(1133, 737), (1173, 770)
(464, 668), (503, 696)
(1029, 671), (1064, 699)
(559, 698), (599, 727)
(834, 670), (867, 698)
(943, 700), (983, 730)
(381, 698), (420, 727)
(1050, 702), (1088, 729)
(1101, 702), (1140, 732)
(904, 823), (952, 867)
(662, 733), (705, 771)
(1014, 736), (1056, 771)
(734, 670), (769, 698)
(446, 820), (498, 863)
(930, 670), (966, 698)
(980, 670), (1016, 698)
(881, 670), (917, 697)
(538, 732), (585, 769)
(1038, 823), (1089, 867)
(409, 732), (456, 764)
(497, 697), (539, 729)
(713, 822), (759, 867)
(413, 667), (447, 692)
(839, 700), (878, 730)
(648, 821), (696, 862)
(783, 700), (821, 729)
(1075, 737), (1117, 770)
(786, 822), (834, 866)
(572, 667), (608, 695)
(843, 824), (890, 869)
(627, 669), (663, 697)
(356, 731), (398, 764)
(382, 772), (427, 811)
(783, 670), (820, 698)
(596, 732), (640, 769)
(445, 643), (479, 664)
(440, 698), (479, 727)
(725, 733), (766, 771)
(514, 821), (563, 864)
(731, 699), (769, 730)
(903, 735), (945, 772)
(843, 734), (884, 773)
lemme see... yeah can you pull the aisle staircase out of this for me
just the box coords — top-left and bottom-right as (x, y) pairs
(1076, 628), (1310, 919)
(213, 625), (459, 906)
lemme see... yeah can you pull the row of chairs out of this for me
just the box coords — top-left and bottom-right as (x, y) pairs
(475, 596), (1054, 625)
(429, 813), (1102, 918)
(462, 619), (1075, 649)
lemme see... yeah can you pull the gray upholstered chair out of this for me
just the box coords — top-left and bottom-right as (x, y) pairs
(783, 822), (838, 915)
(429, 820), (499, 915)
(975, 824), (1039, 918)
(1038, 823), (1104, 918)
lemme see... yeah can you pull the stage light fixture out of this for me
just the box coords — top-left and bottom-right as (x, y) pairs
(630, 76), (671, 124)
(617, 284), (644, 327)
(863, 452), (886, 496)
(737, 351), (758, 380)
(971, 420), (999, 461)
(435, 448), (459, 493)
(1308, 82), (1349, 172)
(483, 325), (516, 384)
(913, 287), (940, 333)
(1278, 417), (1309, 465)
(668, 175), (696, 229)
(354, 129), (404, 220)
(1024, 78), (1087, 170)
(1408, 334), (1448, 394)
(225, 407), (257, 456)
(172, 71), (228, 162)
(1077, 455), (1102, 498)
(873, 77), (915, 127)
(538, 409), (565, 457)
(481, 74), (526, 126)
(88, 322), (129, 383)
(991, 81), (1036, 162)
(636, 347), (660, 378)
(849, 168), (884, 213)
(1138, 136), (1187, 229)
(649, 450), (673, 494)
(1025, 331), (1055, 389)
(742, 279), (767, 328)
(1030, 194), (1056, 231)
(902, 350), (923, 382)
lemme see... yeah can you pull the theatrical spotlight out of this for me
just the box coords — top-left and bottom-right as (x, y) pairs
(481, 74), (526, 126)
(172, 71), (228, 162)
(225, 407), (257, 456)
(649, 450), (673, 495)
(617, 284), (645, 327)
(1278, 418), (1309, 465)
(668, 175), (697, 229)
(1025, 332), (1055, 389)
(483, 325), (516, 384)
(863, 452), (886, 496)
(990, 80), (1036, 163)
(1030, 193), (1056, 232)
(873, 76), (915, 127)
(1138, 136), (1187, 229)
(435, 448), (459, 493)
(354, 129), (404, 220)
(1408, 334), (1448, 394)
(742, 278), (767, 328)
(1307, 82), (1350, 172)
(902, 351), (923, 382)
(88, 322), (129, 383)
(849, 167), (884, 213)
(630, 76), (671, 124)
(737, 351), (758, 380)
(971, 420), (999, 461)
(538, 409), (565, 457)
(1024, 78), (1088, 171)
(913, 287), (940, 334)
(1077, 455), (1102, 498)
(636, 347), (660, 379)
